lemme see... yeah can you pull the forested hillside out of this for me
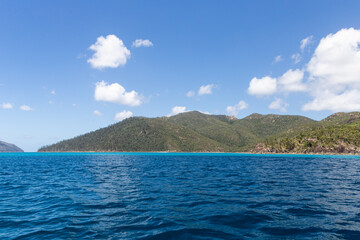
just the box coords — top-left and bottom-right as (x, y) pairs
(39, 111), (317, 152)
(252, 112), (360, 154)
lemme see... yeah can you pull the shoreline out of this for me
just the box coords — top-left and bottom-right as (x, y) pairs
(8, 151), (360, 156)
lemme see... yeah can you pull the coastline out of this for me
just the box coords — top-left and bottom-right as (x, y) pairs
(6, 151), (360, 157)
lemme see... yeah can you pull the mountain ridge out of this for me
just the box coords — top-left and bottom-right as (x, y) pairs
(38, 111), (336, 153)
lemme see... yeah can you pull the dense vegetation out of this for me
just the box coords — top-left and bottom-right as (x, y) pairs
(253, 112), (360, 154)
(39, 111), (316, 152)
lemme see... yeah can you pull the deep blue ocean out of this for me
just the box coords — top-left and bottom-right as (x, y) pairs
(1, 153), (360, 239)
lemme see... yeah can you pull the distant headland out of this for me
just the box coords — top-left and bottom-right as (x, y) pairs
(0, 140), (24, 152)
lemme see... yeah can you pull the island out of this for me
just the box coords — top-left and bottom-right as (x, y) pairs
(38, 111), (360, 154)
(0, 140), (24, 152)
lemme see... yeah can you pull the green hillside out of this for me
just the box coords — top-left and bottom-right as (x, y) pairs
(234, 113), (316, 145)
(39, 111), (317, 152)
(39, 117), (230, 152)
(169, 112), (253, 149)
(253, 112), (360, 154)
(321, 112), (360, 125)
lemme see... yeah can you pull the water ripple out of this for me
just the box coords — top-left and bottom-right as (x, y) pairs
(1, 153), (360, 239)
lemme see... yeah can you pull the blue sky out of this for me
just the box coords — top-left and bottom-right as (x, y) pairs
(1, 1), (360, 151)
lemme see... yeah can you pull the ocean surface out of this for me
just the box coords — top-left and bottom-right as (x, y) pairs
(1, 153), (360, 239)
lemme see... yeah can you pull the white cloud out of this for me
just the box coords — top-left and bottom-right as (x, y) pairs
(20, 105), (34, 111)
(300, 35), (313, 51)
(248, 76), (277, 96)
(304, 28), (360, 112)
(274, 55), (283, 63)
(289, 36), (312, 65)
(303, 90), (360, 112)
(1, 103), (13, 109)
(88, 34), (130, 69)
(186, 90), (195, 97)
(93, 110), (102, 116)
(114, 110), (133, 121)
(51, 90), (56, 95)
(291, 53), (301, 64)
(247, 70), (305, 97)
(168, 106), (187, 116)
(247, 28), (360, 112)
(278, 69), (306, 92)
(269, 98), (289, 112)
(198, 84), (215, 95)
(94, 81), (142, 106)
(226, 100), (248, 116)
(132, 39), (153, 48)
(199, 110), (211, 115)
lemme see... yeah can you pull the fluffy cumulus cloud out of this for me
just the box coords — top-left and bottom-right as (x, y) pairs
(248, 76), (277, 96)
(20, 105), (34, 111)
(303, 90), (360, 112)
(1, 103), (13, 109)
(88, 35), (130, 69)
(168, 106), (187, 116)
(132, 39), (153, 48)
(304, 28), (360, 112)
(248, 28), (360, 112)
(198, 84), (215, 96)
(268, 98), (289, 112)
(114, 110), (133, 121)
(278, 69), (306, 92)
(300, 35), (313, 51)
(94, 81), (142, 106)
(248, 69), (305, 97)
(93, 110), (102, 116)
(226, 100), (248, 116)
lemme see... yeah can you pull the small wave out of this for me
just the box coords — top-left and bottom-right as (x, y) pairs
(2, 154), (360, 239)
(284, 207), (336, 216)
(260, 226), (327, 236)
(141, 228), (239, 240)
(204, 211), (274, 229)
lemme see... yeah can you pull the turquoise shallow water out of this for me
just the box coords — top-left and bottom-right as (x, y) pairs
(3, 152), (360, 158)
(1, 153), (360, 239)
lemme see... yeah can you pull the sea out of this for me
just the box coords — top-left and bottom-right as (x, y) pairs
(1, 153), (360, 239)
